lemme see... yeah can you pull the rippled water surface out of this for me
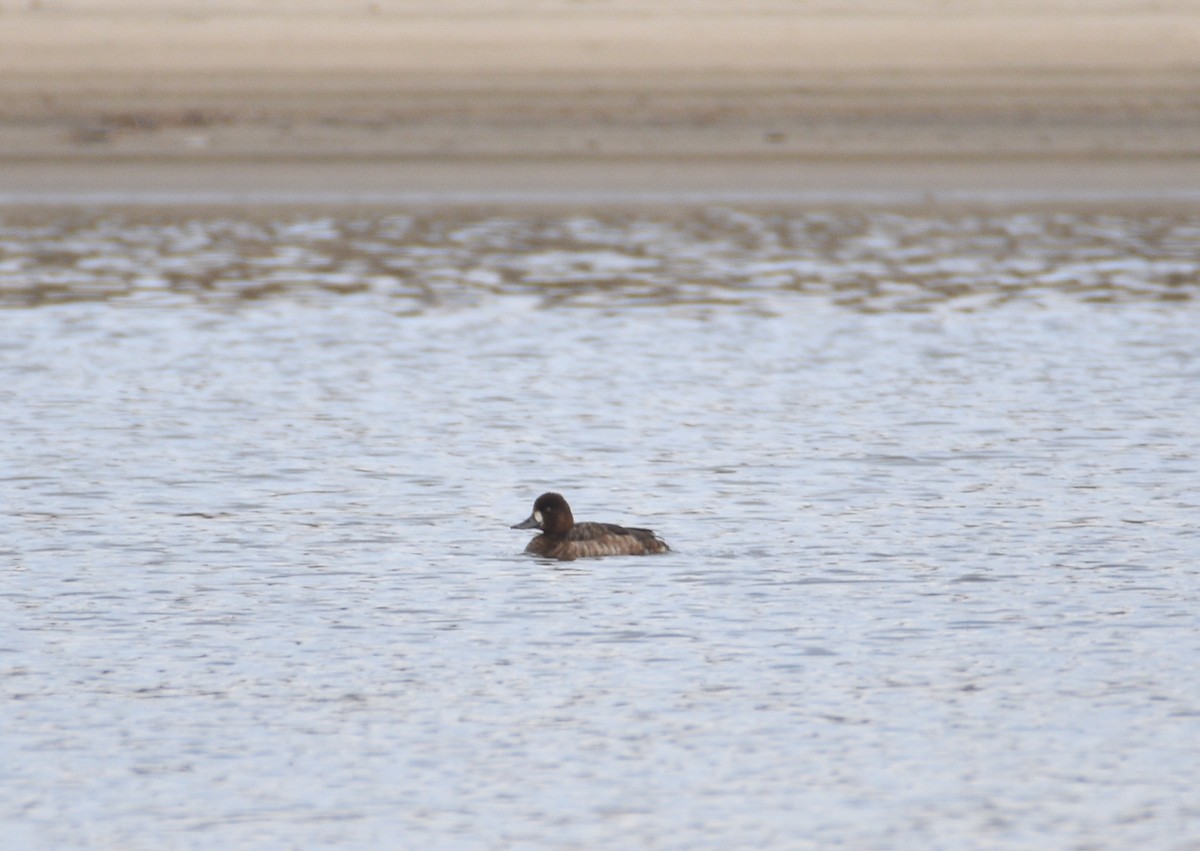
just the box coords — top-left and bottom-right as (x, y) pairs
(2, 206), (1199, 850)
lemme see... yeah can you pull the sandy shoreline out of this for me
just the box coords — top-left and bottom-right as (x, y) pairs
(2, 1), (1198, 204)
(5, 159), (1200, 210)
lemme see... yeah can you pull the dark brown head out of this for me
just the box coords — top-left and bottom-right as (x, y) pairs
(511, 492), (575, 538)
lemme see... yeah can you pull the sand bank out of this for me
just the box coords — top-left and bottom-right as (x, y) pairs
(2, 1), (1198, 203)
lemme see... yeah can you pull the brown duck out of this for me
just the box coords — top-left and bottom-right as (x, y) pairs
(512, 492), (670, 561)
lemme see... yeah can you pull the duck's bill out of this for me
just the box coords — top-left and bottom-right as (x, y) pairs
(511, 514), (539, 530)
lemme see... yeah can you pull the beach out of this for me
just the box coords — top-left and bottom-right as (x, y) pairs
(1, 0), (1199, 202)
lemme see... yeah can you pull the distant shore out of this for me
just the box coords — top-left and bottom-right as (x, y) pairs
(2, 1), (1198, 204)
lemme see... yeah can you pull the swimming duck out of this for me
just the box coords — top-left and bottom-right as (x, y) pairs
(511, 492), (670, 560)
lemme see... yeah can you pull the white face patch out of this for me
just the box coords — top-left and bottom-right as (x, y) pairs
(533, 510), (543, 526)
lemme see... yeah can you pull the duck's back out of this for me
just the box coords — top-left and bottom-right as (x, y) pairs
(526, 522), (670, 560)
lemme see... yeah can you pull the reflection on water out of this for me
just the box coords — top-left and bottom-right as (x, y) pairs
(1, 206), (1199, 850)
(1, 208), (1197, 310)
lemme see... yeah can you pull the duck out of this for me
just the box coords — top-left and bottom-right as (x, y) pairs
(511, 492), (670, 560)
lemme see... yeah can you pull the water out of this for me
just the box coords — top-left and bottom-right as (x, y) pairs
(2, 206), (1199, 850)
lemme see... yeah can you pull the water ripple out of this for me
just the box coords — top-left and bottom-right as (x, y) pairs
(1, 208), (1197, 311)
(2, 205), (1199, 850)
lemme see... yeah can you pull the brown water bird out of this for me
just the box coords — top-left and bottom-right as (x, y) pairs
(511, 492), (670, 561)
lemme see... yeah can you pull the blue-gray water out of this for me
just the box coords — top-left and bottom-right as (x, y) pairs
(2, 207), (1199, 850)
